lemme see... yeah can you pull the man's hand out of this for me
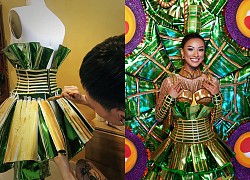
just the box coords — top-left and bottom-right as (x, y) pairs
(61, 86), (88, 105)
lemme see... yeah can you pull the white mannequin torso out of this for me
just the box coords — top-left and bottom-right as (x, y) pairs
(9, 0), (65, 51)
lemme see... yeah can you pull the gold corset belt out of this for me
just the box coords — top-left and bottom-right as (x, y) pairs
(170, 117), (215, 143)
(14, 69), (60, 95)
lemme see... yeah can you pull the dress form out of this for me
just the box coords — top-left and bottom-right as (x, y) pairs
(1, 1), (88, 179)
(9, 0), (65, 68)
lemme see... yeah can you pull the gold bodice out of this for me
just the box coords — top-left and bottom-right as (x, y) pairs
(177, 89), (212, 106)
(174, 68), (214, 106)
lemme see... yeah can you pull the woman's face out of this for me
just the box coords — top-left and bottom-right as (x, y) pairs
(181, 38), (205, 72)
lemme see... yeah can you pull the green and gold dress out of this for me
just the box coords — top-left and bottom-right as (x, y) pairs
(147, 68), (235, 180)
(0, 42), (94, 179)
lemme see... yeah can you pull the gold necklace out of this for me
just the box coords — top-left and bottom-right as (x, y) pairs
(158, 0), (178, 8)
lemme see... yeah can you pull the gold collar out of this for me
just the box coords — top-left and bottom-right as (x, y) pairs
(179, 68), (202, 79)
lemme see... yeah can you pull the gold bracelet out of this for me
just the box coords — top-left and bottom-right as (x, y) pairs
(156, 95), (174, 120)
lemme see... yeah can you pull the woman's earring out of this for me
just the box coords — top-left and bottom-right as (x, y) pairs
(120, 115), (125, 125)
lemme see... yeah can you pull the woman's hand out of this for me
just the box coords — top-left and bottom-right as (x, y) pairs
(203, 79), (220, 95)
(167, 82), (183, 98)
(61, 86), (88, 105)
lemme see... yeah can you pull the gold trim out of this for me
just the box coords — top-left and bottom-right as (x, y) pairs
(179, 68), (203, 79)
(57, 98), (93, 143)
(39, 100), (66, 152)
(170, 117), (215, 143)
(14, 69), (59, 95)
(4, 99), (39, 162)
(0, 97), (17, 127)
(158, 0), (178, 8)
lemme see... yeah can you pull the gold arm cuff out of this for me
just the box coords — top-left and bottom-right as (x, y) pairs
(156, 95), (174, 121)
(212, 92), (223, 105)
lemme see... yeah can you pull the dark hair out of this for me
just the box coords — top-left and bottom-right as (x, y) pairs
(79, 34), (124, 111)
(181, 33), (205, 48)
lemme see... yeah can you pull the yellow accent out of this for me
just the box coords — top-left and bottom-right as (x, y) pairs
(0, 97), (16, 127)
(4, 100), (39, 162)
(39, 100), (66, 152)
(234, 132), (250, 168)
(125, 138), (138, 173)
(236, 0), (250, 38)
(191, 93), (197, 106)
(125, 5), (136, 44)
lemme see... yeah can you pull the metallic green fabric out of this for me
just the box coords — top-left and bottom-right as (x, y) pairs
(14, 161), (50, 180)
(215, 67), (250, 140)
(1, 43), (93, 180)
(172, 102), (213, 119)
(2, 42), (70, 69)
(184, 5), (202, 34)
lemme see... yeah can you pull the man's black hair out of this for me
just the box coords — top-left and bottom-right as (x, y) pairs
(79, 34), (124, 111)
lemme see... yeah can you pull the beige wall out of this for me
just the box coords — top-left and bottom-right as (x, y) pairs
(1, 0), (124, 120)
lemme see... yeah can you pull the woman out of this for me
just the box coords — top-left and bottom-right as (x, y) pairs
(148, 33), (235, 179)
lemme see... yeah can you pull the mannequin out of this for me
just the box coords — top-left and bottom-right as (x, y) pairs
(9, 0), (65, 68)
(2, 1), (84, 180)
(9, 0), (65, 50)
